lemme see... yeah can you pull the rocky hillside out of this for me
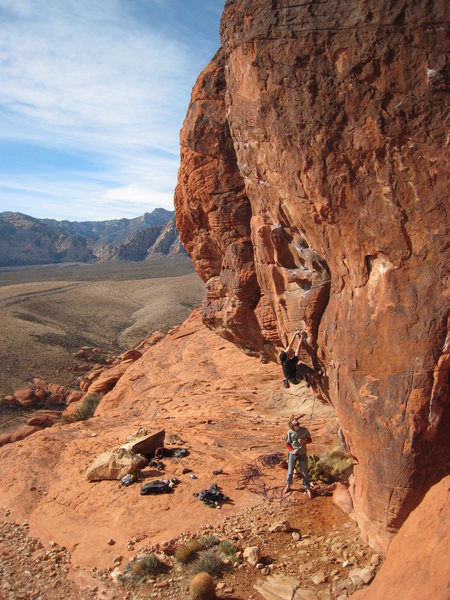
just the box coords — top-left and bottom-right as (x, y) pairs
(174, 0), (449, 551)
(0, 210), (186, 266)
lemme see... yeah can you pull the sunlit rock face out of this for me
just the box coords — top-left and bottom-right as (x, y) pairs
(174, 50), (268, 355)
(175, 0), (449, 550)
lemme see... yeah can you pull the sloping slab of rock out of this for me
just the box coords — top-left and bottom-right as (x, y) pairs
(255, 574), (319, 600)
(85, 448), (147, 482)
(86, 362), (133, 395)
(121, 430), (165, 457)
(27, 410), (62, 427)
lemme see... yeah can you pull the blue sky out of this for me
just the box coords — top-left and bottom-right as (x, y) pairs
(0, 0), (224, 221)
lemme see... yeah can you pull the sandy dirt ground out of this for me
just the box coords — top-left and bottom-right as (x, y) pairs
(0, 260), (204, 396)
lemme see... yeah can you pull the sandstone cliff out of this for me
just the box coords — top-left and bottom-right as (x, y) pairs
(175, 0), (449, 550)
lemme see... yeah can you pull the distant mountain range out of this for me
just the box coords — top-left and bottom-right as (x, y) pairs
(0, 210), (187, 267)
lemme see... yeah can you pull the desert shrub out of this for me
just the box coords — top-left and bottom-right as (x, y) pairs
(199, 535), (220, 549)
(187, 539), (202, 552)
(175, 540), (201, 564)
(189, 571), (216, 600)
(61, 393), (102, 423)
(192, 550), (227, 577)
(329, 446), (348, 460)
(306, 444), (353, 484)
(122, 553), (166, 581)
(218, 540), (236, 557)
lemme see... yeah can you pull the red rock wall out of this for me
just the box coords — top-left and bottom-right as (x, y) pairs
(350, 475), (450, 600)
(175, 50), (269, 354)
(175, 0), (450, 549)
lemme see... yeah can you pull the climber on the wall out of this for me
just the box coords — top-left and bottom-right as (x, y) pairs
(279, 330), (316, 389)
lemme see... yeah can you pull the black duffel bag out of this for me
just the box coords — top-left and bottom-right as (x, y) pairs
(140, 480), (173, 495)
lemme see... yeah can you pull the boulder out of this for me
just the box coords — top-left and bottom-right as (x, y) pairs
(87, 363), (129, 395)
(66, 390), (83, 404)
(45, 383), (68, 396)
(45, 393), (66, 406)
(118, 349), (142, 362)
(9, 425), (41, 443)
(311, 571), (326, 585)
(121, 430), (165, 457)
(34, 388), (47, 401)
(14, 387), (35, 402)
(27, 410), (62, 428)
(2, 395), (17, 406)
(269, 520), (291, 533)
(14, 387), (37, 407)
(243, 546), (260, 566)
(85, 448), (147, 482)
(18, 396), (38, 409)
(333, 483), (354, 515)
(255, 575), (318, 600)
(348, 567), (374, 586)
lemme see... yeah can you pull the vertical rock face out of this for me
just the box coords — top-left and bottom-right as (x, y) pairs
(175, 50), (268, 353)
(175, 0), (449, 549)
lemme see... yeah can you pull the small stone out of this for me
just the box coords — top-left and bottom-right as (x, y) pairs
(311, 570), (326, 585)
(350, 566), (374, 584)
(269, 520), (290, 533)
(333, 578), (355, 594)
(107, 538), (116, 546)
(243, 546), (260, 566)
(291, 532), (301, 541)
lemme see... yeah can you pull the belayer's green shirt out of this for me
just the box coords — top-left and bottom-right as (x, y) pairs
(285, 426), (310, 457)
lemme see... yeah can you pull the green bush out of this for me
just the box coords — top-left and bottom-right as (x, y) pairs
(306, 444), (353, 484)
(122, 553), (166, 581)
(199, 535), (220, 549)
(218, 540), (236, 557)
(192, 550), (227, 577)
(61, 393), (102, 423)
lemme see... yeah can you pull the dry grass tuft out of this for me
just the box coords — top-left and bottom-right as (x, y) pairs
(175, 540), (201, 564)
(199, 535), (220, 549)
(192, 550), (227, 577)
(307, 443), (353, 483)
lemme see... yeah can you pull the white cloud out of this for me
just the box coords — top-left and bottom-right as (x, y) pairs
(0, 0), (190, 145)
(0, 0), (222, 219)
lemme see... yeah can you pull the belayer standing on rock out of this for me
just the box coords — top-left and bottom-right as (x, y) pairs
(280, 330), (315, 389)
(283, 415), (313, 499)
